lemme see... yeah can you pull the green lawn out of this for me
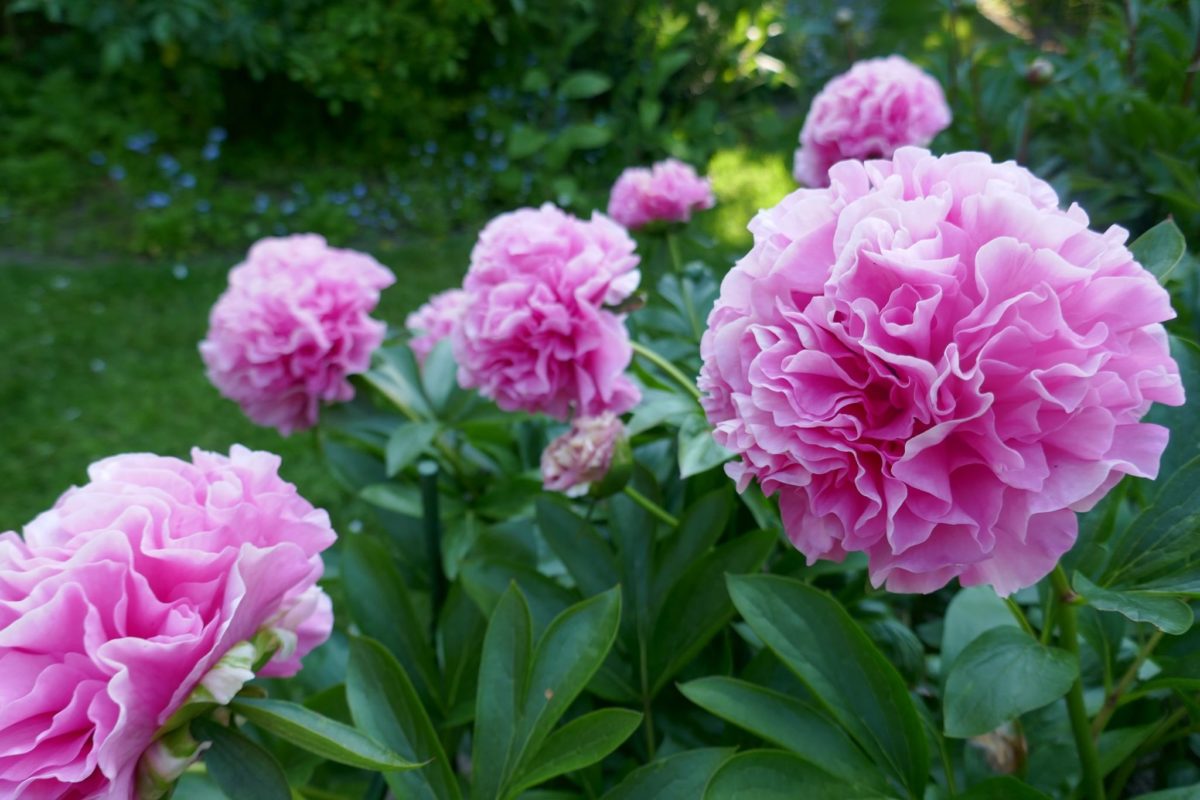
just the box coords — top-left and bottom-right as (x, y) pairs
(0, 146), (792, 529)
(0, 233), (474, 529)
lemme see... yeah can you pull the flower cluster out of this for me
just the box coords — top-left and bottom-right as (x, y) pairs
(793, 56), (951, 188)
(700, 148), (1183, 595)
(406, 288), (468, 364)
(453, 204), (642, 419)
(200, 234), (395, 435)
(607, 158), (715, 230)
(0, 446), (335, 797)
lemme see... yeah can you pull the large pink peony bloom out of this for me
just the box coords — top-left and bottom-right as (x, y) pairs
(454, 204), (642, 419)
(700, 148), (1184, 595)
(794, 56), (951, 189)
(200, 234), (396, 435)
(406, 288), (468, 364)
(607, 158), (715, 230)
(0, 446), (336, 798)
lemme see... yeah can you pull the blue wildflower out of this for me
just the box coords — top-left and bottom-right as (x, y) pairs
(280, 199), (297, 216)
(88, 152), (106, 166)
(352, 182), (367, 198)
(208, 127), (227, 143)
(253, 193), (270, 214)
(176, 172), (196, 189)
(144, 192), (171, 209)
(202, 142), (221, 161)
(195, 199), (212, 213)
(108, 165), (126, 181)
(157, 154), (180, 176)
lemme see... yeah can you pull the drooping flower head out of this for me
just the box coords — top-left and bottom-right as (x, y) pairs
(607, 158), (715, 230)
(794, 56), (951, 188)
(700, 148), (1183, 595)
(541, 413), (630, 497)
(0, 446), (336, 798)
(454, 204), (642, 419)
(406, 288), (468, 364)
(200, 234), (395, 435)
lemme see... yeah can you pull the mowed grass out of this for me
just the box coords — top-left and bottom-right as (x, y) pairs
(0, 145), (792, 528)
(0, 233), (473, 528)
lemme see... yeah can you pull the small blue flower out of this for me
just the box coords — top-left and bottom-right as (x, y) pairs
(195, 199), (212, 213)
(208, 127), (227, 143)
(157, 154), (180, 176)
(328, 191), (348, 206)
(202, 142), (221, 161)
(396, 192), (412, 207)
(490, 130), (505, 146)
(424, 140), (438, 154)
(348, 203), (362, 218)
(125, 131), (157, 154)
(253, 193), (270, 214)
(108, 165), (126, 181)
(352, 182), (367, 198)
(88, 151), (106, 166)
(176, 172), (196, 189)
(291, 181), (306, 195)
(474, 128), (488, 141)
(280, 199), (297, 216)
(488, 156), (509, 172)
(145, 191), (171, 209)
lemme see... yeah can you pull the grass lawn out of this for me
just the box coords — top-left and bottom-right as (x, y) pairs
(0, 233), (474, 529)
(0, 146), (792, 529)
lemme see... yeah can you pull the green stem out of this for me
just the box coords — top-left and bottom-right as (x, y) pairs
(630, 340), (702, 402)
(666, 231), (702, 342)
(1092, 628), (1165, 737)
(622, 485), (679, 528)
(1004, 596), (1037, 639)
(1050, 566), (1105, 800)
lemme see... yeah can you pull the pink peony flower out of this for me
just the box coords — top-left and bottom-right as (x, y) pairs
(0, 446), (336, 798)
(699, 148), (1184, 595)
(793, 56), (951, 188)
(200, 234), (396, 436)
(454, 204), (642, 420)
(541, 413), (628, 497)
(406, 288), (468, 364)
(607, 158), (716, 230)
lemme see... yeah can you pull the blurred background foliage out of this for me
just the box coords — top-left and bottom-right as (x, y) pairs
(2, 0), (1199, 522)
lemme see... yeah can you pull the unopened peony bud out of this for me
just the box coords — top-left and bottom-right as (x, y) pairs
(135, 725), (209, 800)
(1026, 57), (1054, 86)
(541, 413), (631, 498)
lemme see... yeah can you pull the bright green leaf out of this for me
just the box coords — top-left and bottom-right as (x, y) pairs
(387, 422), (440, 476)
(941, 586), (1019, 675)
(559, 70), (613, 99)
(1130, 218), (1186, 283)
(601, 748), (734, 800)
(678, 413), (733, 478)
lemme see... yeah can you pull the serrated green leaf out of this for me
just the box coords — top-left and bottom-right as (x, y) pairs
(727, 574), (929, 795)
(943, 627), (1077, 738)
(193, 720), (290, 800)
(678, 677), (887, 791)
(509, 709), (641, 794)
(229, 698), (420, 771)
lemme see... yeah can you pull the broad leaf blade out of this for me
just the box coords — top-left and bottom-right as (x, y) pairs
(387, 422), (440, 476)
(703, 750), (893, 800)
(1073, 573), (1193, 634)
(1130, 218), (1186, 283)
(229, 698), (419, 771)
(509, 709), (642, 794)
(679, 677), (887, 792)
(346, 637), (461, 800)
(943, 627), (1078, 738)
(471, 584), (533, 800)
(193, 720), (291, 800)
(601, 748), (734, 800)
(651, 488), (733, 605)
(727, 574), (929, 796)
(536, 498), (620, 597)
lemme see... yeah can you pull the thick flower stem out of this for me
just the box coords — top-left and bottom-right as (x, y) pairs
(1050, 566), (1105, 800)
(622, 485), (679, 528)
(630, 340), (702, 402)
